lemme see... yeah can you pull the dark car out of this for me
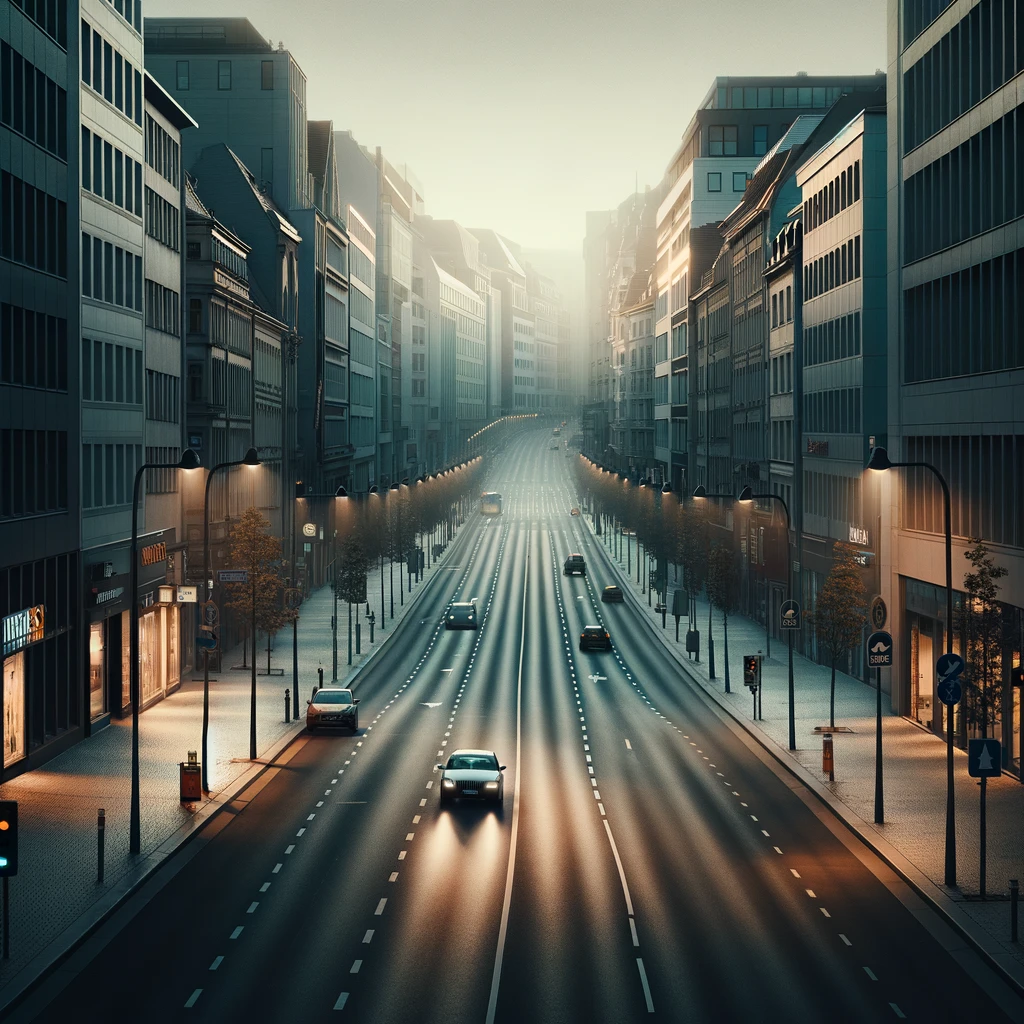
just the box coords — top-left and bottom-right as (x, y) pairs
(445, 601), (478, 629)
(563, 554), (586, 576)
(436, 749), (506, 806)
(580, 625), (612, 651)
(601, 585), (624, 603)
(306, 687), (359, 732)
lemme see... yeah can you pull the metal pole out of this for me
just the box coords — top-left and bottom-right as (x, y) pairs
(980, 776), (987, 898)
(347, 601), (352, 666)
(249, 567), (257, 760)
(1011, 879), (1019, 942)
(938, 467), (956, 889)
(201, 467), (216, 795)
(788, 630), (795, 751)
(129, 463), (146, 856)
(332, 582), (339, 681)
(874, 665), (884, 824)
(292, 507), (298, 738)
(97, 808), (105, 883)
(2, 876), (8, 960)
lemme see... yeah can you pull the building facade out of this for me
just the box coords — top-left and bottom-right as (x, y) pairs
(886, 0), (1023, 774)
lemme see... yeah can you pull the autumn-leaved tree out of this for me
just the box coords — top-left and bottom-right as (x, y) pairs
(707, 541), (740, 692)
(808, 541), (867, 729)
(956, 538), (1007, 740)
(225, 506), (293, 759)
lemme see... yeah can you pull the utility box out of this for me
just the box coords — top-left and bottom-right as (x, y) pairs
(685, 629), (700, 657)
(179, 751), (202, 802)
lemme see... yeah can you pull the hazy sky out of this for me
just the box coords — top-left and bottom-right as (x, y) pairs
(148, 0), (888, 252)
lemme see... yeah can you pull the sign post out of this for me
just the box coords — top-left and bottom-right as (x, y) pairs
(866, 630), (893, 824)
(781, 600), (801, 751)
(968, 738), (1002, 898)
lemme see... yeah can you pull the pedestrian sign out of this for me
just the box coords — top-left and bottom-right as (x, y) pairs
(866, 630), (893, 668)
(780, 600), (801, 630)
(968, 738), (1001, 778)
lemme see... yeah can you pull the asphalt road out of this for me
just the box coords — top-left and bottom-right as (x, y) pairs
(16, 432), (1022, 1023)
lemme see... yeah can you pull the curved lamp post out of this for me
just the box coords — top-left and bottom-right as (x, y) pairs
(693, 486), (736, 686)
(739, 486), (795, 750)
(868, 445), (956, 886)
(201, 447), (260, 793)
(129, 447), (202, 855)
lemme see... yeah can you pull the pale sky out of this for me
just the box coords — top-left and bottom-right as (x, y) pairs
(147, 0), (888, 253)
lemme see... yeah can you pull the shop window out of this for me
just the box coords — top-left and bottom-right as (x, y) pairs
(3, 650), (26, 767)
(90, 621), (106, 718)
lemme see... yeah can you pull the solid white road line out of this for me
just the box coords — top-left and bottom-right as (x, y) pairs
(603, 819), (635, 917)
(184, 989), (202, 1008)
(636, 958), (655, 1013)
(485, 531), (528, 1024)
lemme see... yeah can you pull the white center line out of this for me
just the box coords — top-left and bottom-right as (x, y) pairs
(246, 902), (259, 914)
(316, 801), (324, 807)
(307, 813), (316, 821)
(603, 819), (635, 916)
(790, 869), (801, 878)
(363, 929), (374, 943)
(406, 832), (415, 841)
(773, 846), (784, 855)
(398, 850), (407, 860)
(333, 992), (349, 1011)
(229, 926), (243, 940)
(412, 815), (421, 824)
(840, 934), (852, 946)
(285, 845), (295, 855)
(636, 958), (655, 1013)
(419, 798), (427, 807)
(184, 989), (202, 1009)
(761, 830), (770, 837)
(350, 960), (362, 974)
(259, 882), (270, 892)
(864, 967), (877, 981)
(375, 898), (387, 915)
(296, 828), (306, 837)
(820, 908), (831, 918)
(806, 889), (816, 898)
(628, 917), (639, 947)
(750, 815), (759, 822)
(209, 956), (224, 971)
(889, 1004), (906, 1019)
(389, 872), (399, 882)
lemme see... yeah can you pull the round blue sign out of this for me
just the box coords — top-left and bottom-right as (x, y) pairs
(937, 676), (962, 707)
(936, 651), (965, 682)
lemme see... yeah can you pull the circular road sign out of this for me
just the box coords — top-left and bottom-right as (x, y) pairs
(869, 595), (887, 630)
(937, 676), (962, 707)
(936, 651), (966, 682)
(780, 599), (801, 630)
(867, 630), (893, 668)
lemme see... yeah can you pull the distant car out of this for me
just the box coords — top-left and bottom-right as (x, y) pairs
(570, 508), (580, 516)
(446, 601), (478, 629)
(563, 554), (586, 576)
(601, 585), (624, 603)
(437, 749), (506, 806)
(307, 687), (359, 733)
(580, 625), (612, 651)
(549, 442), (559, 450)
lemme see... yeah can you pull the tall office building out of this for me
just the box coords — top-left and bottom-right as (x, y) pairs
(886, 0), (1023, 773)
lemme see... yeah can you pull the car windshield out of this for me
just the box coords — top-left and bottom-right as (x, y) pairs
(447, 754), (498, 771)
(313, 690), (353, 704)
(584, 627), (602, 634)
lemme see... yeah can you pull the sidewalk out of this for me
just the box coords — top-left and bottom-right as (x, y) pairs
(584, 518), (1024, 990)
(0, 530), (465, 1010)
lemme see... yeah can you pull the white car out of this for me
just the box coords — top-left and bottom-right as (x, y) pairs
(306, 686), (359, 733)
(436, 749), (505, 806)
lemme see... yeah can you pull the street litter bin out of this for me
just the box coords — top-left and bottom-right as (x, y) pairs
(180, 750), (202, 802)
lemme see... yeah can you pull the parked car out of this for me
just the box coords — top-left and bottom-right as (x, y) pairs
(437, 749), (506, 806)
(307, 687), (359, 733)
(601, 585), (624, 603)
(563, 554), (586, 576)
(579, 625), (612, 651)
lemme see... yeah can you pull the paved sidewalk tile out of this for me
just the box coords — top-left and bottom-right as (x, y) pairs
(0, 528), (466, 1005)
(585, 520), (1024, 983)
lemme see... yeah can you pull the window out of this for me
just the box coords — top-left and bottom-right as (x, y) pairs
(1, 304), (68, 391)
(189, 298), (202, 334)
(707, 172), (722, 192)
(176, 60), (189, 90)
(1, 43), (68, 161)
(733, 171), (748, 192)
(771, 294), (778, 328)
(753, 125), (768, 156)
(1, 171), (68, 278)
(0, 429), (69, 518)
(708, 124), (738, 156)
(217, 60), (231, 90)
(261, 60), (274, 90)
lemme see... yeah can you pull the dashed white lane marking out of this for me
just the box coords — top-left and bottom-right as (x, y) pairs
(229, 927), (243, 940)
(628, 918), (639, 947)
(333, 992), (349, 1011)
(209, 956), (223, 971)
(419, 798), (427, 807)
(790, 869), (801, 878)
(296, 828), (306, 837)
(350, 960), (363, 974)
(840, 934), (852, 946)
(890, 1004), (905, 1018)
(307, 813), (316, 820)
(805, 889), (816, 898)
(259, 882), (271, 892)
(374, 898), (387, 915)
(864, 967), (877, 981)
(820, 908), (831, 918)
(624, 739), (632, 750)
(389, 872), (399, 882)
(773, 847), (784, 855)
(412, 815), (421, 824)
(636, 958), (655, 1013)
(184, 988), (202, 1008)
(603, 819), (635, 917)
(750, 815), (759, 822)
(363, 929), (374, 944)
(272, 863), (282, 874)
(285, 845), (295, 855)
(317, 800), (324, 806)
(761, 830), (770, 837)
(246, 902), (259, 914)
(406, 832), (415, 841)
(398, 851), (407, 860)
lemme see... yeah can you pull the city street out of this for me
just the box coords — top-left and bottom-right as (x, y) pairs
(13, 434), (1021, 1023)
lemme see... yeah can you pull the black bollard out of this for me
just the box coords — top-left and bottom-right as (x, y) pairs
(97, 808), (105, 884)
(285, 688), (291, 723)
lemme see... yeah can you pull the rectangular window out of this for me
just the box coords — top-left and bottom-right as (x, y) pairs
(753, 125), (768, 156)
(217, 60), (231, 90)
(733, 171), (748, 192)
(176, 60), (189, 90)
(261, 60), (274, 90)
(707, 172), (722, 192)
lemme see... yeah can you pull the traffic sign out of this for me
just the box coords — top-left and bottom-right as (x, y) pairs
(302, 523), (317, 538)
(869, 596), (887, 630)
(866, 630), (893, 668)
(937, 675), (962, 707)
(201, 601), (219, 628)
(196, 633), (218, 651)
(218, 570), (248, 584)
(176, 586), (198, 604)
(780, 599), (801, 630)
(968, 738), (1002, 778)
(936, 651), (965, 682)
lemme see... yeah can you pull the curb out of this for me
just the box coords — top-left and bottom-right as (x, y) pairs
(579, 515), (1024, 1000)
(0, 517), (476, 1016)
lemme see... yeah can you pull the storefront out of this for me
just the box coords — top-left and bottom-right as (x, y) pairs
(85, 569), (130, 727)
(135, 531), (182, 710)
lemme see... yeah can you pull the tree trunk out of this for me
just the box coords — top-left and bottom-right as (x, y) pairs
(830, 659), (837, 730)
(723, 611), (731, 693)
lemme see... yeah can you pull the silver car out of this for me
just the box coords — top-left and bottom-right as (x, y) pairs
(436, 749), (505, 807)
(306, 686), (359, 733)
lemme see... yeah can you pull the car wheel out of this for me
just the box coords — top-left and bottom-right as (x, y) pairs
(351, 716), (358, 733)
(307, 724), (316, 733)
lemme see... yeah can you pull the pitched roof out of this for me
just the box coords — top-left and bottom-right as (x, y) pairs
(221, 146), (301, 242)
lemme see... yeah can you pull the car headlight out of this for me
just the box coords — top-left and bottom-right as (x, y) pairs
(448, 615), (454, 621)
(442, 779), (455, 789)
(484, 782), (498, 789)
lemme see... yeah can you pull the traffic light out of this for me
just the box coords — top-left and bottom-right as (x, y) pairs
(0, 801), (17, 876)
(743, 656), (761, 689)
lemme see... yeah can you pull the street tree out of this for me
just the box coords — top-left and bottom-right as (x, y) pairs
(955, 538), (1008, 741)
(808, 541), (867, 730)
(706, 541), (740, 692)
(224, 506), (294, 759)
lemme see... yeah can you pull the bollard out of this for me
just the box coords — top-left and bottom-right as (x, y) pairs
(318, 666), (324, 690)
(1011, 879), (1019, 943)
(822, 733), (835, 782)
(356, 622), (361, 656)
(97, 808), (105, 884)
(285, 688), (291, 723)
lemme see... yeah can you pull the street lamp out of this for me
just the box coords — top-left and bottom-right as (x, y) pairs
(692, 486), (735, 686)
(868, 445), (956, 886)
(739, 486), (795, 751)
(129, 447), (201, 855)
(201, 447), (260, 793)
